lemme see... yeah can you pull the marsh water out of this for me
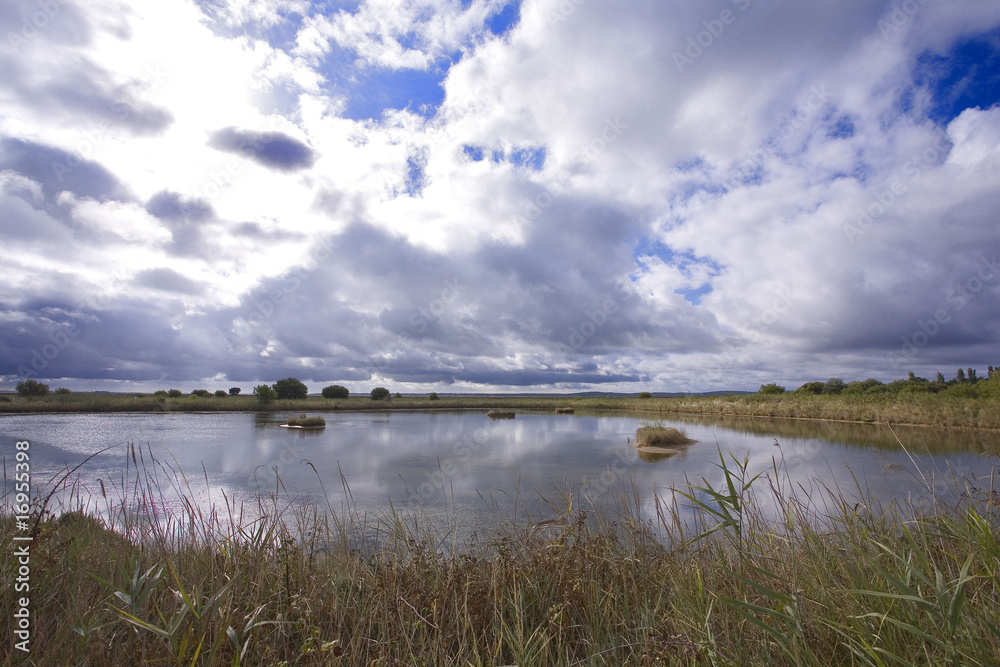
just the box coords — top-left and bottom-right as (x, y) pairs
(2, 410), (999, 538)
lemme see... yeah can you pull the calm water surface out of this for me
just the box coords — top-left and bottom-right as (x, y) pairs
(2, 411), (998, 535)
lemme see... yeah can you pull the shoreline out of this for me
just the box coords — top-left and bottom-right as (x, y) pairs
(2, 392), (1000, 430)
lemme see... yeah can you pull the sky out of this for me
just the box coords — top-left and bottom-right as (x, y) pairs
(1, 0), (999, 395)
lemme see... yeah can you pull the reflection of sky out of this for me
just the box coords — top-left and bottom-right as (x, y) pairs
(2, 412), (998, 542)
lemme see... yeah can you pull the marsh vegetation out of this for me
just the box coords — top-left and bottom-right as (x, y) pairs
(4, 445), (1000, 666)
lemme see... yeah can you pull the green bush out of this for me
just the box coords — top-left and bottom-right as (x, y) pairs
(758, 383), (786, 395)
(322, 385), (350, 399)
(167, 389), (183, 398)
(370, 387), (390, 401)
(253, 385), (277, 404)
(823, 378), (846, 394)
(153, 390), (168, 397)
(16, 379), (49, 397)
(273, 378), (308, 400)
(945, 383), (980, 398)
(795, 382), (824, 394)
(229, 387), (241, 396)
(429, 392), (439, 401)
(54, 387), (72, 395)
(214, 390), (228, 398)
(637, 392), (653, 399)
(843, 378), (885, 394)
(191, 389), (211, 397)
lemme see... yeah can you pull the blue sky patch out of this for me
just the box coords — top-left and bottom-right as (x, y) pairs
(914, 27), (1000, 125)
(463, 145), (485, 161)
(826, 114), (856, 139)
(462, 144), (545, 170)
(675, 284), (713, 306)
(509, 146), (546, 171)
(489, 1), (522, 36)
(323, 55), (451, 120)
(404, 149), (429, 197)
(635, 240), (724, 305)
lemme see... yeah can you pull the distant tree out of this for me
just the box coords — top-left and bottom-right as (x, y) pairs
(759, 383), (786, 395)
(795, 382), (824, 394)
(370, 387), (390, 401)
(154, 390), (168, 397)
(16, 380), (49, 397)
(968, 368), (977, 383)
(429, 392), (440, 401)
(823, 378), (846, 395)
(214, 390), (228, 397)
(229, 387), (241, 396)
(322, 385), (350, 399)
(167, 389), (183, 398)
(54, 387), (72, 395)
(843, 378), (886, 394)
(395, 392), (403, 399)
(637, 392), (653, 399)
(273, 378), (308, 400)
(957, 368), (966, 383)
(191, 389), (211, 397)
(254, 384), (277, 404)
(936, 372), (946, 384)
(908, 371), (916, 382)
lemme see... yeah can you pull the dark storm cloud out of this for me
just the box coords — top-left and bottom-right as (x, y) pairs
(146, 190), (214, 222)
(2, 0), (171, 136)
(0, 296), (233, 383)
(144, 190), (218, 257)
(0, 137), (133, 203)
(208, 127), (317, 172)
(0, 50), (172, 137)
(185, 214), (719, 388)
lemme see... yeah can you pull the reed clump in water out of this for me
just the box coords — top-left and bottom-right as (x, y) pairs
(633, 425), (696, 448)
(284, 414), (326, 428)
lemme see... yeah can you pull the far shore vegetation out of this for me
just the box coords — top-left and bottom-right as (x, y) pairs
(3, 366), (1000, 428)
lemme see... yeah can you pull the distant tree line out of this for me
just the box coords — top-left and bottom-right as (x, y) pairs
(142, 379), (394, 404)
(760, 365), (1000, 397)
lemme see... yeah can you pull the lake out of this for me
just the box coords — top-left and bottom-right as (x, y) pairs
(2, 410), (999, 541)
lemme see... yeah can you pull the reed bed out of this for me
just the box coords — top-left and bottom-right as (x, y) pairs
(3, 444), (1000, 666)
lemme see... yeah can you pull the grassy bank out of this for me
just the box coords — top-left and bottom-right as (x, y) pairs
(4, 391), (1000, 430)
(3, 453), (1000, 665)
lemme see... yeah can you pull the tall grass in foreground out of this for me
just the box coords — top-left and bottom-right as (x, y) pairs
(3, 446), (1000, 666)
